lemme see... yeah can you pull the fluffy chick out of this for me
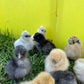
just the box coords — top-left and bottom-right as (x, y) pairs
(31, 25), (47, 45)
(73, 58), (84, 84)
(68, 36), (82, 45)
(31, 25), (47, 38)
(37, 25), (46, 36)
(45, 49), (69, 72)
(14, 30), (34, 51)
(50, 71), (77, 84)
(20, 71), (55, 84)
(5, 45), (31, 84)
(64, 36), (83, 60)
(33, 33), (56, 55)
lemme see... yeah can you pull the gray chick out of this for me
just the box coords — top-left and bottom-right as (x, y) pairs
(50, 71), (77, 84)
(5, 45), (31, 84)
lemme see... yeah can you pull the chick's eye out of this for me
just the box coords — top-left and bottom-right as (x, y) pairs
(77, 40), (79, 42)
(77, 40), (80, 43)
(37, 37), (40, 39)
(25, 35), (31, 37)
(16, 54), (18, 57)
(25, 35), (29, 37)
(41, 30), (44, 32)
(73, 41), (75, 44)
(21, 52), (25, 56)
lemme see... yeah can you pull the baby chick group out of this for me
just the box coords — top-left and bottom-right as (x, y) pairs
(5, 25), (84, 84)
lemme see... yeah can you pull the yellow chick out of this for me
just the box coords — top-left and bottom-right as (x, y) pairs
(20, 72), (55, 84)
(45, 49), (70, 72)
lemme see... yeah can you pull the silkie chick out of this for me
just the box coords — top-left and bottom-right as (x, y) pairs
(5, 45), (31, 84)
(50, 71), (77, 84)
(31, 25), (47, 45)
(64, 36), (83, 60)
(45, 49), (70, 72)
(37, 25), (47, 37)
(31, 25), (47, 39)
(20, 71), (55, 84)
(73, 58), (84, 84)
(14, 30), (34, 51)
(33, 33), (56, 55)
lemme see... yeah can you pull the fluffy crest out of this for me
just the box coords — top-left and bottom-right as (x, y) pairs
(21, 30), (30, 36)
(68, 36), (81, 44)
(37, 25), (46, 34)
(21, 30), (31, 41)
(49, 49), (67, 64)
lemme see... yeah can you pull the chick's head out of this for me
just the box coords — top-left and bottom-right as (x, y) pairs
(49, 49), (64, 65)
(14, 45), (27, 59)
(68, 36), (80, 44)
(33, 72), (55, 84)
(75, 58), (84, 64)
(33, 33), (45, 43)
(37, 25), (46, 35)
(21, 30), (31, 41)
(20, 72), (54, 84)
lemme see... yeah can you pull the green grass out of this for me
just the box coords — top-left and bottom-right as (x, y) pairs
(0, 30), (74, 84)
(0, 30), (16, 84)
(0, 30), (47, 84)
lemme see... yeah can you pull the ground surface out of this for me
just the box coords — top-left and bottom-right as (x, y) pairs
(0, 30), (74, 84)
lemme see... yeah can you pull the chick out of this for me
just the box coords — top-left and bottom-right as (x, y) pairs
(31, 25), (47, 45)
(50, 71), (77, 84)
(37, 25), (46, 37)
(5, 45), (31, 84)
(20, 71), (55, 84)
(31, 25), (47, 39)
(73, 58), (84, 84)
(64, 36), (83, 60)
(68, 36), (82, 45)
(14, 30), (34, 51)
(45, 49), (69, 72)
(33, 33), (56, 55)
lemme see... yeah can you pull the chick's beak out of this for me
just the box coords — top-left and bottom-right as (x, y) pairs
(18, 53), (21, 59)
(52, 60), (56, 64)
(28, 35), (31, 37)
(44, 30), (47, 33)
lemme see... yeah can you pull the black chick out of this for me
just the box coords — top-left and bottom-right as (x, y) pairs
(50, 71), (77, 84)
(5, 45), (31, 84)
(33, 33), (56, 55)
